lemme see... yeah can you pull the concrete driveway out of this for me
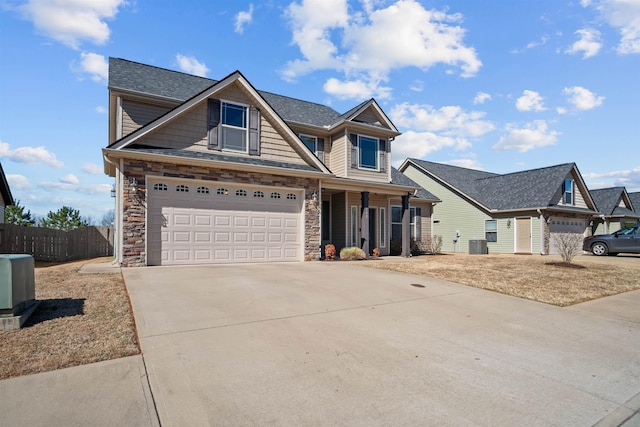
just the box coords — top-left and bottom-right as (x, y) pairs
(123, 262), (640, 426)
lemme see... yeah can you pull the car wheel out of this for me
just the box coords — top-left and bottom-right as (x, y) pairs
(591, 242), (608, 256)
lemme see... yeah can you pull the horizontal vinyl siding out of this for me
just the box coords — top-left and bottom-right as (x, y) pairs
(260, 118), (307, 165)
(404, 165), (490, 253)
(136, 103), (208, 150)
(330, 133), (347, 177)
(121, 99), (172, 137)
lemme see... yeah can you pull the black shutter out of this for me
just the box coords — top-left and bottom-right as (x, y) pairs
(248, 106), (260, 155)
(350, 134), (358, 168)
(208, 99), (221, 150)
(317, 138), (325, 163)
(379, 139), (386, 172)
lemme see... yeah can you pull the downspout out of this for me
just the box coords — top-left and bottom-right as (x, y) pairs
(103, 154), (122, 265)
(536, 209), (545, 255)
(117, 158), (124, 265)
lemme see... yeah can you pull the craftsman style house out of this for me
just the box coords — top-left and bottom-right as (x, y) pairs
(589, 187), (640, 234)
(400, 159), (599, 255)
(103, 58), (437, 266)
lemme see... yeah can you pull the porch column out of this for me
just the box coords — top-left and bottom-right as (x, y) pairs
(401, 193), (410, 257)
(361, 191), (370, 255)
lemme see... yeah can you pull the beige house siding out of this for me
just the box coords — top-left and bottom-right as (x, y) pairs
(330, 133), (347, 177)
(121, 99), (172, 138)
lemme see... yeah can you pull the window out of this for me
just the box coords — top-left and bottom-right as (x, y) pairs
(300, 134), (316, 153)
(235, 189), (247, 197)
(253, 191), (264, 198)
(380, 207), (386, 248)
(176, 185), (189, 193)
(197, 186), (210, 194)
(221, 102), (247, 152)
(350, 206), (359, 247)
(485, 220), (497, 242)
(391, 206), (417, 239)
(563, 179), (574, 205)
(270, 192), (281, 199)
(358, 135), (378, 170)
(153, 183), (167, 191)
(286, 193), (297, 200)
(217, 188), (229, 195)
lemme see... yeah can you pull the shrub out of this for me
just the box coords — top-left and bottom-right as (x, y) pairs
(390, 238), (422, 256)
(424, 235), (443, 254)
(340, 247), (367, 260)
(552, 232), (583, 264)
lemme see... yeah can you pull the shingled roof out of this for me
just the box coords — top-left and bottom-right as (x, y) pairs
(629, 192), (640, 212)
(590, 187), (640, 218)
(391, 167), (439, 201)
(109, 58), (345, 128)
(404, 159), (594, 212)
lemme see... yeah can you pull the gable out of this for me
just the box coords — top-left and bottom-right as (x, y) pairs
(108, 73), (329, 174)
(351, 105), (387, 128)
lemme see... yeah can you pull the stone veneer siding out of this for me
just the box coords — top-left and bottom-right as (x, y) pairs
(121, 160), (321, 267)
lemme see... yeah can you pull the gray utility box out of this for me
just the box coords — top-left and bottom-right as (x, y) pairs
(469, 240), (488, 255)
(0, 254), (36, 316)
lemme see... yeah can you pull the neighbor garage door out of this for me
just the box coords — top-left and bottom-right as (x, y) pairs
(549, 217), (586, 255)
(147, 179), (304, 265)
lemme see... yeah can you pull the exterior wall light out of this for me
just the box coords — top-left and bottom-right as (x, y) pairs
(129, 177), (138, 193)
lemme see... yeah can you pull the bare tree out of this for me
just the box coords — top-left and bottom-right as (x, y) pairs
(552, 233), (583, 264)
(425, 235), (443, 254)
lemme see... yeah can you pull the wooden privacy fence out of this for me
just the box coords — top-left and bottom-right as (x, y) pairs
(0, 224), (114, 262)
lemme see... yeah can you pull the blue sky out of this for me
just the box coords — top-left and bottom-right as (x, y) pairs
(1, 0), (639, 221)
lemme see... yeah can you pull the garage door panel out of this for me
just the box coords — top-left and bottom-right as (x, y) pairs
(148, 180), (303, 265)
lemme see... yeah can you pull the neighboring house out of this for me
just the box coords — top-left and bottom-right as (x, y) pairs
(629, 192), (640, 218)
(103, 58), (434, 266)
(0, 162), (15, 223)
(589, 187), (640, 234)
(400, 159), (599, 255)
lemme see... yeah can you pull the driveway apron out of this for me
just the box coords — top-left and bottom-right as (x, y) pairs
(123, 262), (640, 427)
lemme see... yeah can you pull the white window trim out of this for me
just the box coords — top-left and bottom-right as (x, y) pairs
(357, 135), (379, 171)
(220, 100), (249, 153)
(563, 179), (575, 205)
(485, 219), (498, 243)
(300, 134), (317, 155)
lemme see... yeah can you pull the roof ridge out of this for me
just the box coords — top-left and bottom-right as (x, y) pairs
(258, 89), (340, 114)
(110, 57), (216, 83)
(409, 158), (495, 175)
(475, 162), (575, 181)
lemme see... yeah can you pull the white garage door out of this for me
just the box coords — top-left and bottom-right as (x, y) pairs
(147, 179), (304, 265)
(549, 217), (586, 255)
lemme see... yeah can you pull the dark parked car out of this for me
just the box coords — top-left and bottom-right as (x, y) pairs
(583, 225), (640, 256)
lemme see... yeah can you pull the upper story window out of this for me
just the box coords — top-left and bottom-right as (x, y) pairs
(300, 134), (317, 153)
(221, 102), (247, 152)
(358, 135), (379, 170)
(563, 179), (574, 205)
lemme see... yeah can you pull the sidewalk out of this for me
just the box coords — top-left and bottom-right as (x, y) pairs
(0, 355), (159, 427)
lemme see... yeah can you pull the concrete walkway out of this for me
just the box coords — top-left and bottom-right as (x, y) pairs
(122, 262), (640, 426)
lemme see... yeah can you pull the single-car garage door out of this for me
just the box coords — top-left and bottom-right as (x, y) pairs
(147, 179), (304, 265)
(549, 217), (586, 255)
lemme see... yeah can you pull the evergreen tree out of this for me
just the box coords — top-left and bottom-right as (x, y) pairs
(39, 206), (89, 231)
(4, 200), (36, 226)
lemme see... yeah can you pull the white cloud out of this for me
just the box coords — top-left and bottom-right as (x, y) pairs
(76, 52), (108, 83)
(473, 92), (491, 105)
(235, 4), (254, 34)
(516, 90), (546, 112)
(583, 167), (640, 191)
(565, 28), (602, 58)
(82, 162), (103, 174)
(584, 0), (640, 54)
(18, 0), (126, 49)
(283, 0), (481, 100)
(563, 86), (605, 110)
(60, 174), (79, 185)
(39, 179), (111, 195)
(6, 174), (32, 190)
(0, 141), (63, 168)
(410, 80), (424, 92)
(390, 102), (494, 162)
(526, 35), (549, 50)
(493, 120), (560, 152)
(96, 106), (107, 114)
(323, 77), (392, 100)
(176, 54), (210, 77)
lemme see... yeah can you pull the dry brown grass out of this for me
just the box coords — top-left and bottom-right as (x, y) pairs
(364, 253), (640, 307)
(0, 258), (140, 380)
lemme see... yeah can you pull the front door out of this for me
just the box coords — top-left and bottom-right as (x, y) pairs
(368, 208), (377, 254)
(515, 217), (532, 254)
